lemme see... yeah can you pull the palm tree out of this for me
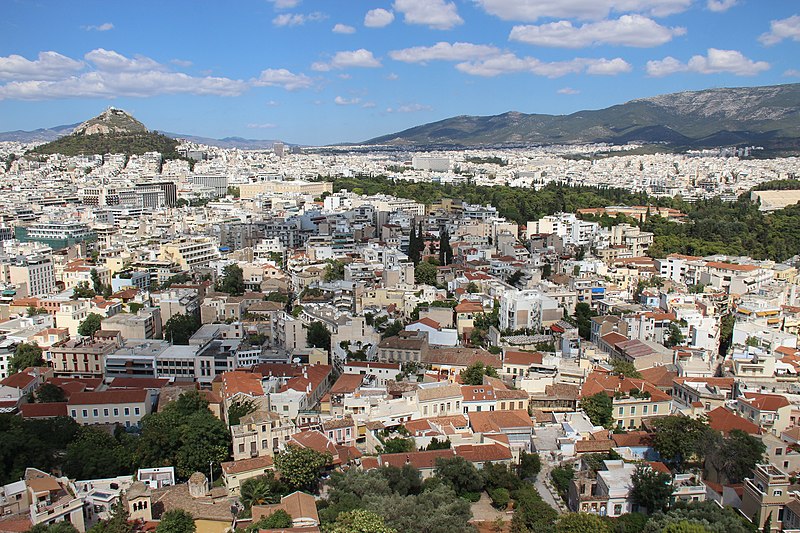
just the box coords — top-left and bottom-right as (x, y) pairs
(239, 473), (283, 512)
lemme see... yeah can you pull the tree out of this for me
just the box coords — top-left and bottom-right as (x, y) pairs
(328, 509), (397, 533)
(408, 224), (421, 266)
(631, 463), (672, 514)
(665, 322), (685, 348)
(239, 472), (289, 512)
(91, 268), (104, 294)
(507, 270), (523, 287)
(643, 501), (755, 533)
(580, 392), (613, 428)
(156, 509), (196, 533)
(164, 313), (201, 345)
(555, 513), (612, 533)
(28, 523), (80, 533)
(35, 383), (66, 403)
(466, 282), (479, 293)
(611, 359), (642, 378)
(78, 313), (104, 337)
(550, 465), (575, 500)
(573, 302), (597, 340)
(425, 437), (451, 451)
(661, 522), (711, 533)
(217, 264), (244, 296)
(378, 465), (422, 496)
(380, 320), (403, 340)
(489, 487), (510, 509)
(414, 260), (437, 286)
(324, 259), (346, 282)
(518, 451), (541, 480)
(381, 437), (414, 454)
(247, 510), (292, 530)
(9, 342), (44, 374)
(438, 229), (452, 266)
(306, 321), (331, 351)
(433, 456), (484, 498)
(63, 426), (130, 480)
(274, 446), (330, 491)
(704, 429), (766, 484)
(459, 361), (499, 385)
(651, 416), (710, 470)
(227, 399), (256, 426)
(762, 513), (771, 533)
(512, 484), (558, 532)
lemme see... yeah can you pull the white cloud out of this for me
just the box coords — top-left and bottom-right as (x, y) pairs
(170, 59), (193, 68)
(266, 100), (280, 106)
(332, 23), (356, 34)
(396, 103), (432, 112)
(393, 0), (463, 29)
(455, 53), (631, 77)
(253, 68), (314, 90)
(509, 15), (685, 48)
(268, 0), (301, 9)
(707, 0), (737, 12)
(558, 87), (580, 94)
(83, 22), (114, 31)
(759, 15), (800, 46)
(586, 57), (632, 74)
(389, 42), (501, 63)
(85, 48), (164, 72)
(334, 96), (361, 105)
(247, 123), (277, 128)
(362, 102), (376, 108)
(364, 8), (395, 28)
(0, 51), (84, 81)
(474, 0), (692, 21)
(313, 49), (382, 71)
(386, 73), (399, 80)
(338, 73), (351, 79)
(647, 48), (770, 77)
(272, 12), (326, 27)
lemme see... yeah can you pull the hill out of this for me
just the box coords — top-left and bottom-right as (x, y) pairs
(29, 108), (181, 158)
(365, 83), (800, 150)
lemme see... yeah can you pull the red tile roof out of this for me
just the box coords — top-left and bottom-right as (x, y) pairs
(740, 392), (791, 412)
(379, 449), (455, 470)
(504, 351), (543, 366)
(68, 389), (148, 405)
(580, 372), (671, 402)
(454, 443), (512, 463)
(20, 402), (68, 418)
(707, 406), (761, 435)
(468, 409), (533, 433)
(221, 455), (274, 475)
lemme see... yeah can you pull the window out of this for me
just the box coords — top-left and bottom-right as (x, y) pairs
(104, 408), (109, 417)
(134, 407), (140, 415)
(776, 448), (783, 456)
(630, 406), (636, 415)
(774, 490), (783, 497)
(82, 409), (88, 418)
(614, 504), (622, 515)
(643, 405), (648, 414)
(71, 410), (77, 418)
(238, 444), (244, 453)
(501, 402), (506, 410)
(124, 408), (130, 416)
(113, 408), (119, 416)
(519, 401), (524, 409)
(653, 405), (658, 413)
(618, 407), (623, 415)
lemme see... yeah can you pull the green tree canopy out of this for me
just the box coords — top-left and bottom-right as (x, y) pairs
(433, 456), (484, 498)
(555, 512), (613, 533)
(414, 260), (437, 286)
(703, 429), (766, 484)
(9, 342), (44, 374)
(35, 383), (66, 403)
(580, 392), (613, 428)
(306, 321), (331, 351)
(29, 523), (80, 533)
(611, 359), (642, 378)
(274, 446), (331, 491)
(246, 509), (292, 530)
(63, 426), (130, 480)
(324, 259), (346, 282)
(239, 472), (289, 513)
(227, 399), (257, 426)
(459, 361), (499, 385)
(78, 312), (104, 337)
(72, 281), (96, 299)
(327, 509), (397, 533)
(651, 416), (710, 470)
(155, 509), (196, 533)
(631, 463), (673, 514)
(164, 313), (201, 345)
(217, 264), (245, 296)
(381, 437), (414, 454)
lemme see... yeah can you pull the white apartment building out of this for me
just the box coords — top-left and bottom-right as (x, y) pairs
(0, 255), (56, 297)
(500, 289), (561, 331)
(159, 237), (221, 270)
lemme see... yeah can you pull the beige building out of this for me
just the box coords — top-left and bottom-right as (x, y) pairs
(51, 334), (122, 378)
(159, 237), (220, 270)
(68, 389), (152, 427)
(741, 464), (791, 533)
(230, 410), (297, 460)
(220, 456), (274, 496)
(581, 372), (672, 430)
(239, 179), (332, 199)
(102, 307), (163, 340)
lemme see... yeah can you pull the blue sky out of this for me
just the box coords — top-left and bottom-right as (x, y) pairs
(1, 0), (798, 145)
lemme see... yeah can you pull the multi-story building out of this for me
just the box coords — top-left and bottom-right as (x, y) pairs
(0, 255), (56, 297)
(101, 307), (163, 340)
(580, 372), (671, 430)
(67, 389), (152, 428)
(14, 221), (96, 249)
(51, 334), (122, 378)
(159, 237), (221, 270)
(741, 464), (791, 533)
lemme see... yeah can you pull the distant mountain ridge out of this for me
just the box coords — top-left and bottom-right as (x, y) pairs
(365, 83), (800, 150)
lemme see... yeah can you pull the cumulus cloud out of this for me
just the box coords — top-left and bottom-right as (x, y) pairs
(707, 0), (737, 12)
(272, 12), (326, 26)
(759, 15), (800, 46)
(386, 103), (432, 113)
(332, 23), (356, 34)
(509, 15), (685, 48)
(386, 73), (399, 80)
(389, 42), (501, 63)
(334, 95), (361, 105)
(0, 51), (84, 81)
(474, 0), (692, 21)
(83, 22), (114, 31)
(313, 49), (382, 71)
(364, 8), (395, 28)
(170, 59), (193, 68)
(784, 69), (800, 78)
(85, 48), (164, 72)
(393, 0), (463, 29)
(247, 123), (277, 128)
(558, 87), (580, 94)
(646, 48), (770, 77)
(253, 68), (314, 90)
(455, 53), (631, 77)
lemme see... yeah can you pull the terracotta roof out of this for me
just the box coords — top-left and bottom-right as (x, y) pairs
(647, 461), (671, 474)
(221, 456), (274, 475)
(455, 301), (484, 314)
(740, 392), (791, 412)
(707, 406), (761, 435)
(454, 443), (512, 463)
(412, 317), (442, 330)
(253, 491), (319, 526)
(611, 431), (652, 448)
(705, 261), (759, 272)
(639, 366), (678, 389)
(600, 332), (629, 346)
(344, 361), (401, 370)
(575, 439), (614, 453)
(0, 371), (37, 389)
(221, 371), (265, 400)
(321, 416), (355, 431)
(289, 430), (338, 460)
(417, 383), (463, 401)
(20, 402), (67, 418)
(580, 372), (671, 403)
(495, 388), (529, 400)
(468, 409), (533, 433)
(68, 389), (148, 405)
(461, 385), (496, 402)
(379, 449), (455, 470)
(504, 351), (543, 366)
(329, 374), (363, 395)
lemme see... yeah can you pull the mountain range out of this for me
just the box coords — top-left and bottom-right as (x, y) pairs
(2, 83), (799, 151)
(365, 83), (800, 150)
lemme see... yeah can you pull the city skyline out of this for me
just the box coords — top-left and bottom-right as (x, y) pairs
(1, 0), (799, 145)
